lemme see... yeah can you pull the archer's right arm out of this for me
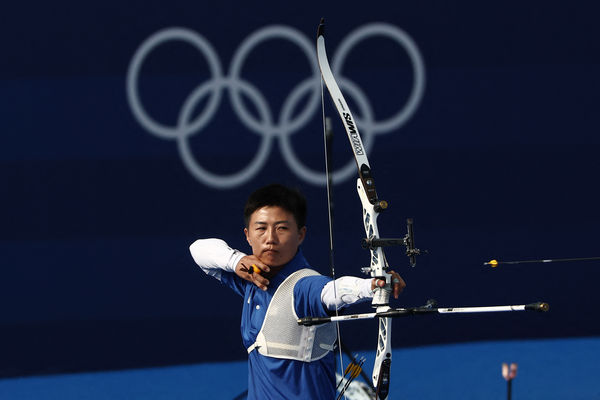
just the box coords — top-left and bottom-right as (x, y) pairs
(189, 238), (271, 291)
(189, 238), (245, 281)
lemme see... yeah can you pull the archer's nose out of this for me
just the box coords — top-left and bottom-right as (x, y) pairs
(266, 228), (278, 244)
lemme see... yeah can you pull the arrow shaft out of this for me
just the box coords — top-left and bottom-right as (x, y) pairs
(490, 256), (600, 265)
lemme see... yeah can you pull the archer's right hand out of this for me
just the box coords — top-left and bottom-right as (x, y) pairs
(235, 255), (271, 291)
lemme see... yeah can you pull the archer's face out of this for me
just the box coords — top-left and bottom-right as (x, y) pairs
(244, 206), (306, 268)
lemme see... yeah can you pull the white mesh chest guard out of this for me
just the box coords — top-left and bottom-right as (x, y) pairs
(247, 269), (337, 362)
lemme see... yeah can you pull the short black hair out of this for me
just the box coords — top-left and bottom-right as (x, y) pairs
(243, 184), (307, 229)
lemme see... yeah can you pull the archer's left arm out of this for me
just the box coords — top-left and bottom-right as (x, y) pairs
(321, 272), (406, 311)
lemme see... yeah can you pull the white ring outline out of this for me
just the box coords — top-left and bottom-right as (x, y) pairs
(228, 25), (321, 136)
(126, 27), (223, 139)
(176, 79), (274, 188)
(332, 23), (426, 135)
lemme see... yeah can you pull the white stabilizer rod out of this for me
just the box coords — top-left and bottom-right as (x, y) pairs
(298, 302), (549, 326)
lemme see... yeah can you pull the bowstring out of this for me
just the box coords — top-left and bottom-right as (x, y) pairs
(320, 76), (346, 397)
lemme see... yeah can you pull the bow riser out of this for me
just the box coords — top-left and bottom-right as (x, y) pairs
(358, 177), (392, 399)
(357, 179), (391, 307)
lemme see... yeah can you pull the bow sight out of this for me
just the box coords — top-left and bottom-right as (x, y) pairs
(360, 218), (424, 269)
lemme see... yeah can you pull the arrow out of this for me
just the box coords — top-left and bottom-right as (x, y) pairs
(485, 256), (600, 267)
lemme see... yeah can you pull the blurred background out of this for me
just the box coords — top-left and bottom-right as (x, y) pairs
(2, 0), (599, 398)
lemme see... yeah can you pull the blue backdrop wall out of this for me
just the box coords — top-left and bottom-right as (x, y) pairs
(2, 0), (599, 377)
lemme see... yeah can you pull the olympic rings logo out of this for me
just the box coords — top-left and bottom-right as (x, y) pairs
(126, 23), (425, 189)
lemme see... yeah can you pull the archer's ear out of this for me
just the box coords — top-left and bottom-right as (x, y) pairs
(298, 226), (307, 244)
(244, 227), (251, 246)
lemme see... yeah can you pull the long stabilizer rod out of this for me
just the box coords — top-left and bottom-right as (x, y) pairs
(298, 301), (549, 326)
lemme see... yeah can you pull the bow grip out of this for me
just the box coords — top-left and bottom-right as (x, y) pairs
(371, 272), (392, 307)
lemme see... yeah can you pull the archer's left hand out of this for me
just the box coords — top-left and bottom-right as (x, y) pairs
(372, 270), (405, 299)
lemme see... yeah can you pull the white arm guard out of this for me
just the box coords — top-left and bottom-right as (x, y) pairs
(189, 238), (246, 281)
(321, 276), (374, 311)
